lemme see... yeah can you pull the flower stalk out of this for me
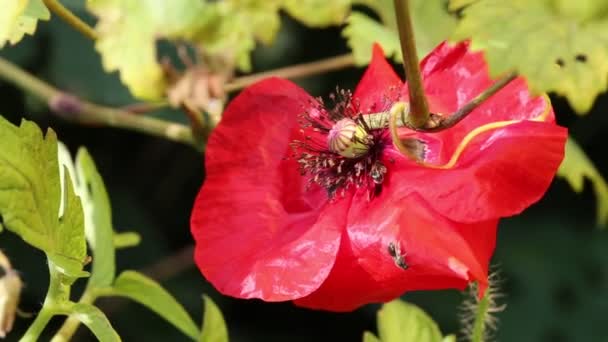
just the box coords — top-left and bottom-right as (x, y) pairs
(393, 0), (430, 128)
(42, 0), (98, 40)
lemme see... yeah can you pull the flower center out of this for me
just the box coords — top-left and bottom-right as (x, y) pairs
(291, 90), (389, 199)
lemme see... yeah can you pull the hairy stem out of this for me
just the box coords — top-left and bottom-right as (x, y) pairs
(42, 0), (98, 40)
(393, 0), (429, 128)
(224, 54), (356, 93)
(0, 57), (199, 150)
(471, 292), (490, 342)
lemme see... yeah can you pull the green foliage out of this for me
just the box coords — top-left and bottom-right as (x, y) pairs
(200, 295), (229, 342)
(283, 0), (351, 27)
(67, 303), (121, 342)
(452, 0), (608, 113)
(343, 0), (456, 65)
(0, 0), (50, 48)
(113, 232), (141, 249)
(557, 137), (608, 226)
(0, 116), (87, 278)
(364, 299), (445, 342)
(100, 271), (200, 340)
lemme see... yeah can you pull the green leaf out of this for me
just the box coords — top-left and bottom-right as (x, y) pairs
(0, 117), (87, 277)
(86, 0), (207, 99)
(74, 147), (116, 287)
(377, 300), (442, 342)
(282, 0), (351, 27)
(113, 231), (141, 249)
(452, 0), (608, 113)
(343, 0), (456, 65)
(557, 137), (608, 226)
(441, 335), (456, 342)
(200, 295), (229, 342)
(448, 0), (478, 10)
(100, 271), (199, 340)
(68, 303), (121, 342)
(363, 331), (382, 342)
(0, 0), (50, 48)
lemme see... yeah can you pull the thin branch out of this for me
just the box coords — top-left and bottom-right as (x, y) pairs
(0, 57), (200, 150)
(42, 0), (98, 40)
(364, 72), (518, 132)
(224, 54), (356, 93)
(393, 0), (429, 128)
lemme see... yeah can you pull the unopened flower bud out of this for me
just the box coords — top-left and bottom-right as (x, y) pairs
(327, 118), (370, 158)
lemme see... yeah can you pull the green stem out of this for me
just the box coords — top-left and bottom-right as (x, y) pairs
(362, 72), (517, 131)
(20, 263), (71, 342)
(471, 292), (490, 342)
(0, 57), (200, 150)
(50, 290), (98, 342)
(393, 0), (429, 128)
(42, 0), (98, 40)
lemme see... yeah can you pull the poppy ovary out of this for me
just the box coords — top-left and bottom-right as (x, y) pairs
(327, 118), (371, 158)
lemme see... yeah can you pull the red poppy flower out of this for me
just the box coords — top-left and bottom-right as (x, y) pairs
(190, 41), (567, 311)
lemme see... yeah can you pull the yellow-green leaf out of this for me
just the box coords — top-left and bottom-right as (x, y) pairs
(101, 271), (199, 340)
(200, 295), (229, 342)
(377, 300), (442, 342)
(557, 137), (608, 226)
(448, 0), (478, 11)
(0, 0), (50, 48)
(363, 331), (382, 342)
(343, 0), (456, 65)
(0, 117), (86, 277)
(282, 0), (351, 27)
(87, 0), (206, 99)
(452, 0), (608, 113)
(68, 303), (121, 342)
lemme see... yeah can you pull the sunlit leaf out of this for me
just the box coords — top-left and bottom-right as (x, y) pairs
(283, 0), (351, 27)
(74, 147), (116, 287)
(377, 300), (442, 342)
(87, 0), (206, 99)
(200, 295), (229, 342)
(452, 0), (608, 113)
(113, 231), (141, 249)
(0, 116), (86, 277)
(557, 137), (608, 226)
(448, 0), (478, 10)
(363, 331), (382, 342)
(0, 0), (50, 48)
(343, 0), (456, 65)
(101, 271), (199, 340)
(68, 303), (120, 342)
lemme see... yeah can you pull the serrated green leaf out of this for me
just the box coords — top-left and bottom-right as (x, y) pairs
(68, 303), (121, 342)
(441, 335), (456, 342)
(363, 331), (382, 342)
(557, 137), (608, 226)
(377, 300), (442, 342)
(200, 295), (228, 342)
(75, 147), (116, 287)
(0, 0), (50, 48)
(0, 117), (86, 277)
(190, 1), (282, 72)
(113, 231), (141, 249)
(87, 0), (207, 99)
(452, 0), (608, 113)
(282, 0), (350, 27)
(448, 0), (478, 11)
(343, 0), (456, 65)
(100, 271), (199, 340)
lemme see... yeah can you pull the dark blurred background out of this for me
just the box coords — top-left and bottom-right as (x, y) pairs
(1, 4), (608, 342)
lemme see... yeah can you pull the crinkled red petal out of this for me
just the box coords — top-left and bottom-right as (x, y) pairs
(191, 78), (343, 301)
(352, 44), (403, 114)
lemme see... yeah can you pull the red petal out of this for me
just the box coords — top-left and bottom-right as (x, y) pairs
(390, 120), (567, 222)
(191, 78), (343, 301)
(352, 44), (403, 113)
(295, 187), (497, 312)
